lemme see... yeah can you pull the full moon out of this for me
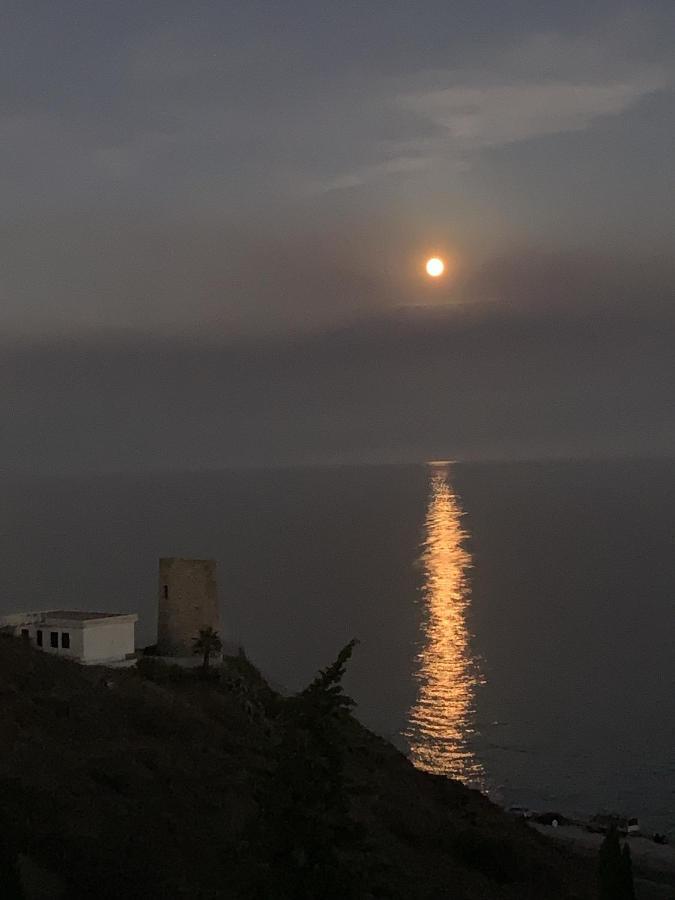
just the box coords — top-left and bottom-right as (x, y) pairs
(426, 257), (445, 277)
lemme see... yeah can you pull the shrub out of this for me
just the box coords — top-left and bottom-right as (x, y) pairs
(452, 828), (523, 884)
(136, 656), (185, 684)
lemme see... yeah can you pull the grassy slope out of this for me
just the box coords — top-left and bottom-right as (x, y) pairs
(0, 637), (596, 899)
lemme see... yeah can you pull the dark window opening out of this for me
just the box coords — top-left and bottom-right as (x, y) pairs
(36, 630), (43, 647)
(50, 632), (58, 648)
(61, 632), (70, 649)
(20, 629), (29, 641)
(163, 584), (168, 599)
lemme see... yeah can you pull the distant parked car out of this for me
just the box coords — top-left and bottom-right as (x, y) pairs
(588, 813), (640, 835)
(626, 817), (640, 835)
(533, 812), (570, 827)
(507, 805), (534, 819)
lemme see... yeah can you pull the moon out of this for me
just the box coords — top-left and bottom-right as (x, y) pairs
(426, 257), (445, 277)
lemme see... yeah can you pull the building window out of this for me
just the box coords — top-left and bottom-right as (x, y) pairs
(163, 584), (169, 599)
(36, 630), (43, 647)
(20, 628), (29, 641)
(61, 632), (70, 649)
(50, 632), (58, 648)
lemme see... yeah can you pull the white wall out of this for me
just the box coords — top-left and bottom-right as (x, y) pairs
(82, 621), (135, 663)
(37, 625), (85, 659)
(0, 613), (136, 664)
(1, 621), (84, 659)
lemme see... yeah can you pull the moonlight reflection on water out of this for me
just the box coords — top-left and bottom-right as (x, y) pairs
(406, 462), (484, 786)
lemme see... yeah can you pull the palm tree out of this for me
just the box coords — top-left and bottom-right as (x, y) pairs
(192, 626), (223, 672)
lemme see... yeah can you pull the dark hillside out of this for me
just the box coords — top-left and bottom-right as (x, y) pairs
(0, 637), (595, 898)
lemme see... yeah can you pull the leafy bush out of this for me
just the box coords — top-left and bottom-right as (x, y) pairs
(247, 640), (366, 898)
(135, 656), (186, 684)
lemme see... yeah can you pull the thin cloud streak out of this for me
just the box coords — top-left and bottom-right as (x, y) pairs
(398, 73), (667, 149)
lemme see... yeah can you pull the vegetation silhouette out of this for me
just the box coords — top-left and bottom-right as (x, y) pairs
(0, 833), (23, 899)
(247, 639), (365, 899)
(598, 825), (635, 900)
(192, 625), (223, 673)
(0, 632), (625, 898)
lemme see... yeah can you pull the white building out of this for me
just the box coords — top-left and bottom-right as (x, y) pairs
(0, 610), (138, 666)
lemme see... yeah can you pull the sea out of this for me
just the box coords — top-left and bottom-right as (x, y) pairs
(2, 460), (674, 834)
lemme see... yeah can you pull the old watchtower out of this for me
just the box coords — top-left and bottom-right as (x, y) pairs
(157, 558), (220, 656)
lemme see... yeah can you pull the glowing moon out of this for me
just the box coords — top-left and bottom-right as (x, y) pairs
(426, 257), (445, 277)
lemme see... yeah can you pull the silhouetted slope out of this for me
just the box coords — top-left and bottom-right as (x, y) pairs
(0, 637), (595, 898)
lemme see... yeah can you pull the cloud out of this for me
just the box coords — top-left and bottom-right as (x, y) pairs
(1, 19), (670, 209)
(459, 248), (675, 314)
(398, 72), (667, 150)
(1, 14), (673, 344)
(3, 248), (675, 473)
(0, 214), (397, 339)
(306, 155), (434, 194)
(315, 31), (672, 189)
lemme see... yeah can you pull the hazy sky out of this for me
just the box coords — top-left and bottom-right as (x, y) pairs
(2, 2), (675, 471)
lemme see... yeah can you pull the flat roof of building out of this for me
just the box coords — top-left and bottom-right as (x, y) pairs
(45, 610), (133, 621)
(159, 557), (216, 564)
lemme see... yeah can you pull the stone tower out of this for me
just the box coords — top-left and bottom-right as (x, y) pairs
(157, 558), (220, 656)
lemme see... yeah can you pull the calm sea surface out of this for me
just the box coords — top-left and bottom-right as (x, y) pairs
(2, 461), (674, 833)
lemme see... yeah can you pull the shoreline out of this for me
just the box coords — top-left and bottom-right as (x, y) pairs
(530, 823), (675, 896)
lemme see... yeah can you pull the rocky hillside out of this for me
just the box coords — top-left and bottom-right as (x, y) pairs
(0, 636), (597, 899)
